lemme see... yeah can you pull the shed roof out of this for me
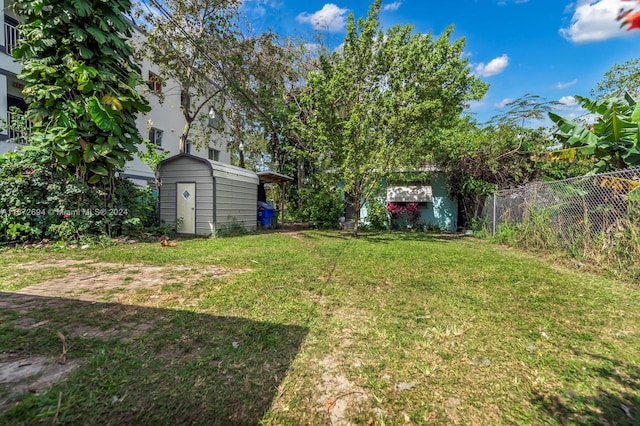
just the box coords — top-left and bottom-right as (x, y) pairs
(257, 171), (294, 185)
(157, 154), (259, 184)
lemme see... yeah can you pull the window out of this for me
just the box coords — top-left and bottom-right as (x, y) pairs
(208, 148), (220, 161)
(185, 143), (191, 154)
(4, 16), (19, 56)
(148, 71), (162, 94)
(148, 127), (163, 146)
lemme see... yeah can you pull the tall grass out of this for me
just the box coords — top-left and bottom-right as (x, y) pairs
(493, 205), (640, 281)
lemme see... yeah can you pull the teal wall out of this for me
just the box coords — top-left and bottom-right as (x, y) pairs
(417, 173), (457, 231)
(361, 172), (457, 231)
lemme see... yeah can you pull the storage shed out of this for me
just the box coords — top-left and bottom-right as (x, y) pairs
(157, 154), (259, 235)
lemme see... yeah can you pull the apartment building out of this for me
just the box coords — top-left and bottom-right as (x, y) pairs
(0, 0), (230, 186)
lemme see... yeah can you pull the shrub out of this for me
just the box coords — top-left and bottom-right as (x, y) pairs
(386, 202), (404, 230)
(492, 204), (640, 281)
(366, 199), (389, 230)
(405, 202), (421, 226)
(216, 217), (249, 237)
(386, 202), (422, 230)
(294, 186), (344, 229)
(0, 148), (158, 243)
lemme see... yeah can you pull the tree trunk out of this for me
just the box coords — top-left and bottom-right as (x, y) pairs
(270, 131), (280, 170)
(179, 120), (192, 153)
(352, 195), (361, 238)
(297, 157), (305, 191)
(179, 134), (186, 153)
(233, 119), (245, 168)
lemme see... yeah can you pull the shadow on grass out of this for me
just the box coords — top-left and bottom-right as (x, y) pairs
(0, 292), (308, 425)
(531, 350), (640, 425)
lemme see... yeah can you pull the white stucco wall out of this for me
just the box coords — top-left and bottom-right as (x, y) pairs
(0, 6), (231, 183)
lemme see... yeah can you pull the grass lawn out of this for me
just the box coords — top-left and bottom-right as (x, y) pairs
(0, 231), (638, 425)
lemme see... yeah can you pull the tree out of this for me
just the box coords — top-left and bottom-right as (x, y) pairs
(304, 0), (486, 236)
(221, 32), (300, 171)
(488, 94), (559, 130)
(13, 0), (150, 185)
(431, 117), (592, 226)
(136, 0), (240, 153)
(549, 95), (640, 172)
(137, 0), (296, 164)
(591, 57), (640, 99)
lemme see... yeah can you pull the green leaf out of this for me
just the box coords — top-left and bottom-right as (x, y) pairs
(629, 186), (640, 202)
(56, 154), (70, 166)
(78, 81), (94, 93)
(89, 164), (109, 176)
(87, 97), (114, 131)
(87, 174), (102, 184)
(78, 46), (94, 59)
(632, 100), (640, 122)
(69, 26), (87, 42)
(105, 156), (124, 167)
(623, 146), (640, 166)
(86, 26), (107, 44)
(83, 145), (97, 163)
(71, 0), (94, 17)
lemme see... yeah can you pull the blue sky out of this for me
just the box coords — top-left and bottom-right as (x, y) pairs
(242, 0), (640, 126)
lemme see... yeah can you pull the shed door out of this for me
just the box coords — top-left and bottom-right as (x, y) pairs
(177, 183), (196, 234)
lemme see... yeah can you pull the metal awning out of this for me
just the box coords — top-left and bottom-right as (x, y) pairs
(387, 185), (433, 202)
(257, 171), (294, 184)
(256, 171), (294, 227)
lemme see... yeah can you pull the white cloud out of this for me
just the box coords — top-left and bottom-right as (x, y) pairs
(296, 4), (349, 33)
(560, 0), (633, 43)
(558, 95), (578, 106)
(495, 98), (514, 108)
(553, 96), (588, 120)
(474, 54), (510, 77)
(303, 42), (321, 53)
(555, 79), (578, 89)
(382, 1), (402, 12)
(563, 2), (576, 14)
(242, 0), (282, 17)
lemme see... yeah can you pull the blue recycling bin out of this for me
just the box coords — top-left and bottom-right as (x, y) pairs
(257, 202), (274, 228)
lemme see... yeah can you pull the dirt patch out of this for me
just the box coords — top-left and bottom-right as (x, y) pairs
(0, 353), (79, 411)
(0, 259), (250, 411)
(10, 260), (248, 302)
(316, 355), (368, 426)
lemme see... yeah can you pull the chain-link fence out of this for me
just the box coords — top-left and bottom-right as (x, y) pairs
(482, 167), (640, 247)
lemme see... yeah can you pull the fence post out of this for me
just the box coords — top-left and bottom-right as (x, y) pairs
(492, 192), (497, 236)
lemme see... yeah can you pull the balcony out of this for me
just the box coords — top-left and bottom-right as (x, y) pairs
(6, 110), (32, 145)
(4, 20), (18, 56)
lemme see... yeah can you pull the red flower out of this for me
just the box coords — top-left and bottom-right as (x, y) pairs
(624, 11), (640, 30)
(386, 202), (404, 217)
(63, 213), (71, 219)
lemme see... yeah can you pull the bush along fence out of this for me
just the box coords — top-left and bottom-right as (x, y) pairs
(481, 167), (640, 279)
